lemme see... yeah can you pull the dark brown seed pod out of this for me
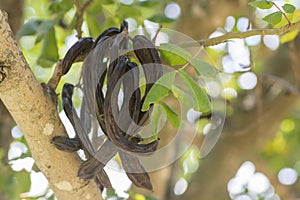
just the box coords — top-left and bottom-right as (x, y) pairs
(78, 140), (117, 179)
(104, 56), (159, 153)
(119, 151), (153, 190)
(95, 69), (107, 134)
(57, 83), (112, 189)
(120, 20), (128, 32)
(117, 61), (141, 135)
(51, 136), (81, 152)
(132, 35), (163, 94)
(94, 27), (120, 47)
(82, 36), (111, 117)
(61, 37), (95, 75)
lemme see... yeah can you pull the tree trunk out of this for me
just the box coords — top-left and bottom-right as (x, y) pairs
(0, 0), (24, 164)
(0, 10), (103, 200)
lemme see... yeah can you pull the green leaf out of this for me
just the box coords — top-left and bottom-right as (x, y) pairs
(263, 11), (282, 26)
(178, 70), (211, 113)
(148, 105), (167, 138)
(282, 4), (296, 14)
(248, 0), (273, 9)
(16, 19), (43, 39)
(159, 43), (192, 66)
(142, 71), (176, 111)
(191, 58), (220, 76)
(49, 0), (73, 14)
(149, 14), (175, 23)
(134, 0), (161, 7)
(161, 102), (181, 129)
(117, 5), (142, 18)
(37, 27), (59, 68)
(280, 30), (299, 43)
(159, 44), (219, 76)
(171, 85), (194, 108)
(36, 20), (55, 43)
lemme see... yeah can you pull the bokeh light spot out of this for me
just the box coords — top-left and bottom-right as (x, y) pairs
(263, 35), (279, 50)
(224, 16), (235, 32)
(119, 0), (134, 5)
(174, 178), (188, 195)
(164, 2), (181, 19)
(280, 119), (295, 133)
(237, 17), (250, 32)
(11, 126), (23, 139)
(248, 172), (270, 194)
(238, 72), (257, 90)
(278, 168), (298, 185)
(245, 35), (261, 46)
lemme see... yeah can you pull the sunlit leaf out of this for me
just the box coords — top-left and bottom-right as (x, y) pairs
(16, 19), (43, 39)
(248, 0), (273, 9)
(147, 105), (166, 140)
(158, 43), (191, 66)
(149, 14), (175, 23)
(142, 71), (176, 111)
(280, 30), (299, 43)
(159, 44), (219, 76)
(191, 58), (219, 76)
(37, 27), (59, 68)
(134, 0), (161, 7)
(179, 70), (210, 113)
(161, 102), (181, 129)
(171, 85), (194, 108)
(101, 4), (117, 19)
(117, 5), (142, 18)
(263, 11), (282, 25)
(282, 4), (296, 14)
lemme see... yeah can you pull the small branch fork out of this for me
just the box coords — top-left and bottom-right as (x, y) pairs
(74, 0), (93, 39)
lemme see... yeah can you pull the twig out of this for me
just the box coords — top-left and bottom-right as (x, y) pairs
(47, 60), (64, 90)
(74, 0), (93, 39)
(179, 21), (300, 47)
(272, 1), (291, 26)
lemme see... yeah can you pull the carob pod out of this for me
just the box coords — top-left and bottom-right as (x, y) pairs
(117, 61), (142, 138)
(78, 139), (117, 179)
(132, 35), (163, 94)
(119, 151), (153, 190)
(51, 137), (81, 152)
(132, 35), (163, 125)
(104, 56), (158, 153)
(94, 27), (120, 47)
(93, 20), (128, 48)
(81, 55), (156, 183)
(61, 37), (95, 75)
(52, 84), (112, 189)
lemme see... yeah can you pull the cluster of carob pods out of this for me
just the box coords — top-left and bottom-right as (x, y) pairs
(52, 20), (163, 191)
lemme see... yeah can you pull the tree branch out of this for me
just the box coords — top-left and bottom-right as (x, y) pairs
(74, 0), (93, 39)
(180, 21), (300, 47)
(0, 10), (102, 200)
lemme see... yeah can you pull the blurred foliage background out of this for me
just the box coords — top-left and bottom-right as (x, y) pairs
(1, 0), (300, 199)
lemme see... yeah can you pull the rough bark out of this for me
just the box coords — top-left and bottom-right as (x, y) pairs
(0, 0), (24, 164)
(0, 10), (103, 200)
